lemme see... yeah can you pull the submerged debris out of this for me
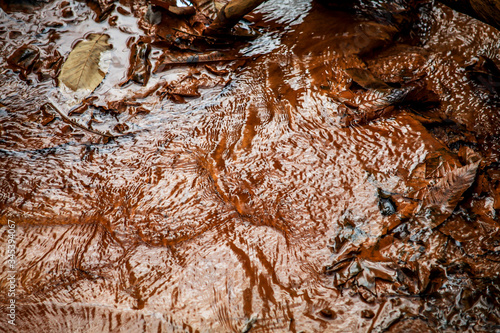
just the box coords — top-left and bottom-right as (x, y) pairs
(377, 188), (397, 216)
(125, 40), (151, 86)
(417, 161), (480, 228)
(1, 0), (500, 331)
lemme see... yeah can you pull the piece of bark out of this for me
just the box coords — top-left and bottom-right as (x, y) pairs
(127, 41), (151, 86)
(204, 0), (266, 35)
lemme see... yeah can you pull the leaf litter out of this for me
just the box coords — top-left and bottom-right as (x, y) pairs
(3, 0), (500, 331)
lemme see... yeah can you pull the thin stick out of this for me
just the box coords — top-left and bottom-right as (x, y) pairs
(44, 102), (116, 138)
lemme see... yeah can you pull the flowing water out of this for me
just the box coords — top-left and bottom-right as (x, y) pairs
(1, 0), (500, 331)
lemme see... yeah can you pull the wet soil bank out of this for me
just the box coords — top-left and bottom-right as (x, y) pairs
(1, 0), (500, 331)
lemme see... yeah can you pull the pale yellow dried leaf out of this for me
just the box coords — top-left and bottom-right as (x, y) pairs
(59, 33), (112, 92)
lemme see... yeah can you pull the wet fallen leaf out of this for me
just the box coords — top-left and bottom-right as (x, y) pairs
(68, 103), (90, 116)
(40, 105), (55, 125)
(58, 33), (112, 93)
(86, 0), (116, 22)
(439, 215), (481, 243)
(357, 259), (398, 290)
(339, 87), (411, 126)
(328, 234), (399, 292)
(8, 44), (39, 68)
(424, 149), (461, 179)
(168, 93), (186, 103)
(152, 3), (215, 47)
(366, 45), (428, 84)
(418, 161), (480, 228)
(116, 6), (130, 15)
(353, 88), (411, 112)
(346, 67), (392, 90)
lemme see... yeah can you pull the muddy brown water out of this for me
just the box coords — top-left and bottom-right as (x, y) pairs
(1, 0), (500, 332)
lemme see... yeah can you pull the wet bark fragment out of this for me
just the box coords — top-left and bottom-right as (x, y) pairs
(126, 40), (152, 86)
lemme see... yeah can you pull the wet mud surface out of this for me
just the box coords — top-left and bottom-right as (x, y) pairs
(1, 0), (500, 331)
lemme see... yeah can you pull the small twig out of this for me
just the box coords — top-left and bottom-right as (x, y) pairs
(44, 102), (116, 138)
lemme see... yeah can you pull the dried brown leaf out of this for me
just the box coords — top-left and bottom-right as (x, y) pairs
(59, 34), (112, 92)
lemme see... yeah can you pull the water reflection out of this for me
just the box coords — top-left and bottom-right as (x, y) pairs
(1, 0), (500, 331)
